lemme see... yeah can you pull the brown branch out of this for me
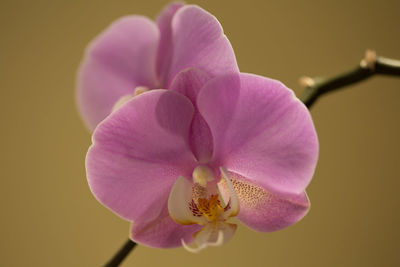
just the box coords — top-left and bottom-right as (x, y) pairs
(300, 50), (400, 108)
(103, 239), (136, 267)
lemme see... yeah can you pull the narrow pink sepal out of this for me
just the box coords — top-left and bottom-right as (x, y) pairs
(165, 5), (239, 86)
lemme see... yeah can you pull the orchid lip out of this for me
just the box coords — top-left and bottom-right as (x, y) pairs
(168, 165), (239, 252)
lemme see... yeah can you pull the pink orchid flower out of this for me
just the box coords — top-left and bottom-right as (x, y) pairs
(76, 3), (238, 131)
(86, 70), (319, 252)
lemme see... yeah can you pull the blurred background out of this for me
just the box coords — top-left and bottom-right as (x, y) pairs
(1, 0), (399, 266)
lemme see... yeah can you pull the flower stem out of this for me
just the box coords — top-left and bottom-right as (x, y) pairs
(103, 239), (136, 267)
(300, 50), (400, 108)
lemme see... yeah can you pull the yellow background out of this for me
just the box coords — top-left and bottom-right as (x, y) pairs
(1, 0), (399, 266)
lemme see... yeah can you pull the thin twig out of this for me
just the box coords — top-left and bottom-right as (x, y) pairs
(103, 239), (137, 267)
(300, 50), (400, 108)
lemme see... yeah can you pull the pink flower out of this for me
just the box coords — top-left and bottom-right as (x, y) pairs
(76, 3), (238, 131)
(86, 70), (319, 252)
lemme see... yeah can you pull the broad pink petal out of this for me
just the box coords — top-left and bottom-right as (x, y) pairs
(197, 73), (319, 195)
(86, 90), (197, 222)
(164, 5), (239, 86)
(219, 171), (310, 232)
(170, 68), (213, 162)
(77, 16), (159, 131)
(131, 200), (201, 248)
(155, 2), (184, 84)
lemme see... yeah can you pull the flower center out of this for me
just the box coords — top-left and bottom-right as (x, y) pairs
(168, 166), (240, 252)
(191, 194), (223, 221)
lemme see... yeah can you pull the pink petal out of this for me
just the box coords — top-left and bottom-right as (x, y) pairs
(219, 171), (310, 232)
(86, 90), (197, 222)
(170, 68), (213, 162)
(164, 5), (239, 86)
(131, 200), (201, 248)
(77, 16), (159, 131)
(155, 2), (184, 84)
(197, 73), (319, 195)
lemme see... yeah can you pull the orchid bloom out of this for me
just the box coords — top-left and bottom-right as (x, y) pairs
(76, 3), (238, 131)
(86, 70), (319, 252)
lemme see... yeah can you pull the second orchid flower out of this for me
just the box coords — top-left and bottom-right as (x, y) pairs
(77, 3), (238, 130)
